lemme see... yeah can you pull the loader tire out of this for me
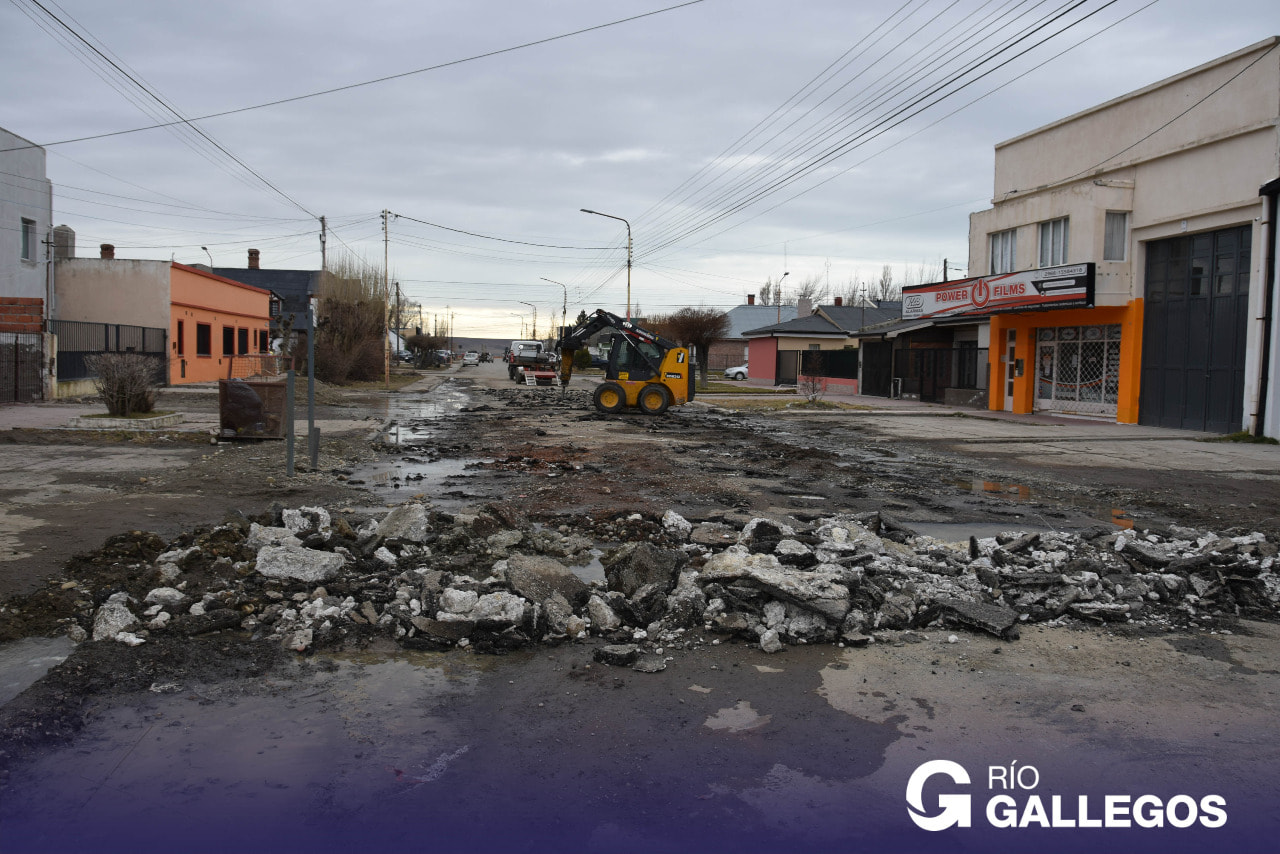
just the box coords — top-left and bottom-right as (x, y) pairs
(593, 382), (626, 414)
(637, 384), (670, 415)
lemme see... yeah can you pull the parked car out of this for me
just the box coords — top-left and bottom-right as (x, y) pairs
(462, 351), (480, 367)
(724, 364), (749, 380)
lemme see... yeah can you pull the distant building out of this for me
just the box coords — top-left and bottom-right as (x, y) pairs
(708, 296), (799, 372)
(743, 297), (901, 389)
(55, 243), (272, 389)
(213, 248), (321, 357)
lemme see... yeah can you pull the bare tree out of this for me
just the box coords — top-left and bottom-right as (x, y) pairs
(792, 273), (829, 308)
(799, 351), (828, 402)
(839, 273), (869, 307)
(900, 259), (945, 289)
(315, 252), (387, 384)
(877, 265), (899, 302)
(656, 307), (731, 389)
(758, 277), (777, 306)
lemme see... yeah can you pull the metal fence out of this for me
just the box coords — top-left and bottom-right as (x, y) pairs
(892, 345), (980, 402)
(50, 320), (167, 384)
(1, 332), (43, 404)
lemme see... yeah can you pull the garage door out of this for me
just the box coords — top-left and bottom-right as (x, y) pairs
(1139, 225), (1251, 432)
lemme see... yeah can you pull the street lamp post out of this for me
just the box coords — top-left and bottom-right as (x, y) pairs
(517, 301), (536, 340)
(580, 209), (632, 318)
(775, 271), (790, 323)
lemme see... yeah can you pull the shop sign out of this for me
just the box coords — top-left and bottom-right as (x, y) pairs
(902, 264), (1094, 320)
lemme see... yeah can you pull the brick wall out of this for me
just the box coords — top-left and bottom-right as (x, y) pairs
(0, 297), (44, 333)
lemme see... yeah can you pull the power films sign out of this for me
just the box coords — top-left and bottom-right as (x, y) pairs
(901, 263), (1095, 320)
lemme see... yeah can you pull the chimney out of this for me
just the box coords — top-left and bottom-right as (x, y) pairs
(100, 243), (115, 260)
(797, 297), (812, 316)
(747, 294), (756, 306)
(834, 296), (843, 307)
(248, 248), (260, 269)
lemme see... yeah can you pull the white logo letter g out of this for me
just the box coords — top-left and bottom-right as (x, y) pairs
(906, 760), (972, 831)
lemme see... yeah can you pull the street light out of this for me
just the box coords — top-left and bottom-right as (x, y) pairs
(517, 300), (536, 339)
(540, 277), (568, 339)
(775, 271), (790, 323)
(201, 246), (213, 267)
(580, 208), (632, 318)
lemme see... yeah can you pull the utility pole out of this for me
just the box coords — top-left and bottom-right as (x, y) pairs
(382, 210), (390, 388)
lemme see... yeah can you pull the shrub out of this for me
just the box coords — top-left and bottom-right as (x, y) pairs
(85, 352), (158, 416)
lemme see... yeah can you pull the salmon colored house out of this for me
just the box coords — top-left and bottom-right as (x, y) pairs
(168, 263), (272, 384)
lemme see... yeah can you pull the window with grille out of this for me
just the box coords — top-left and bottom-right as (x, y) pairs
(1038, 217), (1069, 267)
(990, 229), (1017, 274)
(1104, 212), (1128, 261)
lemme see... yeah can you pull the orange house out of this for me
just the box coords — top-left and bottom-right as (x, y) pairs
(169, 263), (272, 384)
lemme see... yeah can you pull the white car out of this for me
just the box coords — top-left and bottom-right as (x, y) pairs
(462, 351), (480, 367)
(724, 364), (749, 380)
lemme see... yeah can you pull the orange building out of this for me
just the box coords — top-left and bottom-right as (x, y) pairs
(168, 263), (272, 384)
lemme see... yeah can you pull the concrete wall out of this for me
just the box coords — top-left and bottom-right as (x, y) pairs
(0, 127), (52, 304)
(54, 259), (171, 329)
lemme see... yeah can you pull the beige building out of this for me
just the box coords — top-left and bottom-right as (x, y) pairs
(968, 37), (1280, 434)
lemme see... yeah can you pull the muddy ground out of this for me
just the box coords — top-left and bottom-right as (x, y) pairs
(1, 364), (1278, 853)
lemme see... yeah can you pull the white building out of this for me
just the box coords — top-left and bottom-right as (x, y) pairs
(966, 37), (1280, 434)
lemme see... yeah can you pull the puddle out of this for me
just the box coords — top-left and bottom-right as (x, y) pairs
(0, 634), (76, 706)
(704, 700), (772, 733)
(955, 478), (1033, 501)
(954, 478), (1135, 530)
(571, 549), (607, 584)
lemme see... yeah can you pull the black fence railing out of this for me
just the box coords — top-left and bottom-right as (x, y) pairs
(50, 320), (167, 384)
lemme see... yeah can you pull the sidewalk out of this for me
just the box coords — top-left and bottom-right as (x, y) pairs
(704, 380), (1217, 441)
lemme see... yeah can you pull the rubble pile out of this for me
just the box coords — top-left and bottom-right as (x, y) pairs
(55, 503), (1280, 661)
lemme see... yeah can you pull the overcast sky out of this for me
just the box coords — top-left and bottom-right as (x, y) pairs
(3, 0), (1278, 338)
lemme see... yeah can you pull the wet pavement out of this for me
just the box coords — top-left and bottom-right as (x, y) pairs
(3, 367), (1280, 852)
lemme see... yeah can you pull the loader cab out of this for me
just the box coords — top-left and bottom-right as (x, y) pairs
(609, 336), (661, 382)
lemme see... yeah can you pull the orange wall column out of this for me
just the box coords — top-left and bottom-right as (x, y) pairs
(986, 315), (1009, 412)
(1116, 299), (1144, 424)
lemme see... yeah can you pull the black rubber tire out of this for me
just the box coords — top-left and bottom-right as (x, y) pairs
(593, 382), (627, 414)
(637, 384), (670, 415)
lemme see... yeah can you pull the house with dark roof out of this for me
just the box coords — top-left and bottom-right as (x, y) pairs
(708, 298), (799, 372)
(741, 297), (900, 388)
(213, 249), (321, 353)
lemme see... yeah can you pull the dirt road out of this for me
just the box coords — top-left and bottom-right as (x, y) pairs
(1, 364), (1278, 853)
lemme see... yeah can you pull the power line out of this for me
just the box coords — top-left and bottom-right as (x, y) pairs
(9, 0), (316, 217)
(2, 0), (710, 153)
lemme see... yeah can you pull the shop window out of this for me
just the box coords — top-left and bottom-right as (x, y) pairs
(196, 323), (211, 356)
(222, 326), (235, 356)
(990, 229), (1017, 274)
(1038, 217), (1069, 267)
(1103, 212), (1128, 261)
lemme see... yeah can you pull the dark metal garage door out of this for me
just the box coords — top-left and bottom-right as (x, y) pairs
(1139, 225), (1251, 432)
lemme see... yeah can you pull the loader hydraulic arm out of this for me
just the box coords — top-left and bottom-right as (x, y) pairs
(555, 309), (678, 387)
